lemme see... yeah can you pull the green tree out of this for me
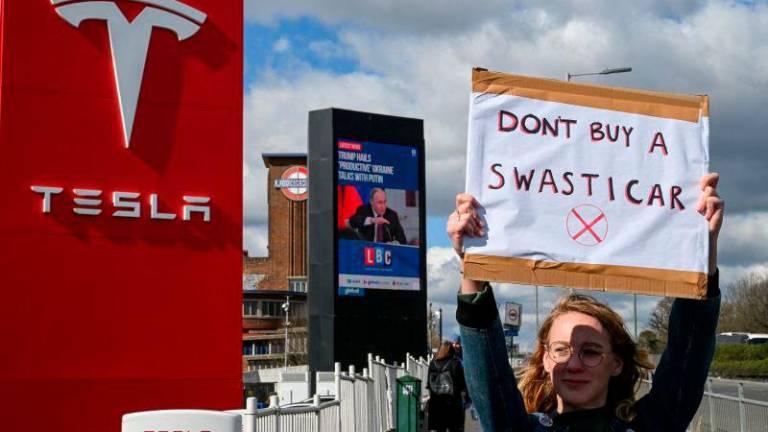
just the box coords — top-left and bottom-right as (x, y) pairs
(718, 272), (768, 333)
(638, 329), (663, 354)
(647, 296), (674, 347)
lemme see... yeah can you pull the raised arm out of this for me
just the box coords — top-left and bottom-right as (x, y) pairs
(448, 193), (531, 431)
(634, 173), (724, 431)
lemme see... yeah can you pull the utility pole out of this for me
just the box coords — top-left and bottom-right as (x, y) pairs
(634, 294), (638, 340)
(437, 308), (443, 345)
(535, 286), (540, 329)
(566, 65), (637, 339)
(428, 302), (433, 352)
(282, 296), (290, 370)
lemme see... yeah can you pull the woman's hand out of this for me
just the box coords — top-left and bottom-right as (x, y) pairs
(446, 193), (485, 258)
(447, 193), (486, 293)
(696, 173), (724, 275)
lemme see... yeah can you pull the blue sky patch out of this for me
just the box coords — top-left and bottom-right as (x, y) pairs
(244, 16), (359, 86)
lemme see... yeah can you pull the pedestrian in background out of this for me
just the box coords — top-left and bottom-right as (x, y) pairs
(428, 341), (467, 432)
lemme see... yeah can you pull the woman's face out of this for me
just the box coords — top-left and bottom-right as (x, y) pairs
(543, 311), (624, 413)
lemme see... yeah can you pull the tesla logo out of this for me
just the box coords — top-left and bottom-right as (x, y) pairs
(50, 0), (207, 148)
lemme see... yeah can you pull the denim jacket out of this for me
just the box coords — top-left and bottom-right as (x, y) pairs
(457, 272), (720, 432)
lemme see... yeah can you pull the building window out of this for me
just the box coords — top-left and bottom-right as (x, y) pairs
(271, 340), (284, 354)
(243, 340), (272, 356)
(261, 301), (282, 317)
(243, 300), (258, 316)
(289, 278), (307, 292)
(289, 302), (306, 320)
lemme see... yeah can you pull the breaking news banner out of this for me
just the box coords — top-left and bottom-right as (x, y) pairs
(336, 139), (421, 294)
(463, 68), (710, 299)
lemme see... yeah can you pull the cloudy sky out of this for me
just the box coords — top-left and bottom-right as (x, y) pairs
(241, 0), (768, 351)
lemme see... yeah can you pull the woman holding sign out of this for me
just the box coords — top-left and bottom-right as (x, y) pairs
(447, 173), (724, 431)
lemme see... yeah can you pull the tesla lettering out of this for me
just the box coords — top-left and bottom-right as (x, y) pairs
(30, 186), (211, 222)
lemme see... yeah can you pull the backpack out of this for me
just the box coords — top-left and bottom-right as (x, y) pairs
(428, 360), (454, 396)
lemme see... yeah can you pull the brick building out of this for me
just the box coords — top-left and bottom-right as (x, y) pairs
(242, 154), (308, 372)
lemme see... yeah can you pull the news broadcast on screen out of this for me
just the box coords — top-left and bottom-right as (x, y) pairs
(336, 139), (421, 295)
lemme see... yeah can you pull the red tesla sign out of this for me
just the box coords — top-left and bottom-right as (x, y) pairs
(0, 0), (242, 430)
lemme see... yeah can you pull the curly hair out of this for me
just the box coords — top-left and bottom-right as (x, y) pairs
(517, 293), (654, 422)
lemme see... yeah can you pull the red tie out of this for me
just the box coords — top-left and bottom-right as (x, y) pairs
(375, 215), (384, 242)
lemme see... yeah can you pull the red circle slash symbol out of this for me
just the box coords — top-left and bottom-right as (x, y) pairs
(566, 204), (608, 246)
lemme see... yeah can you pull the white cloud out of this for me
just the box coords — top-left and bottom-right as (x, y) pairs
(308, 40), (349, 60)
(426, 247), (460, 300)
(718, 211), (768, 266)
(243, 1), (768, 226)
(241, 1), (768, 351)
(244, 0), (510, 33)
(272, 37), (291, 53)
(244, 224), (269, 256)
(720, 262), (768, 288)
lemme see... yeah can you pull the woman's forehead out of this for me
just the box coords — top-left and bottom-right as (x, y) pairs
(548, 311), (611, 345)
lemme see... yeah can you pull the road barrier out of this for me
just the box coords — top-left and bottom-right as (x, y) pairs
(638, 377), (768, 432)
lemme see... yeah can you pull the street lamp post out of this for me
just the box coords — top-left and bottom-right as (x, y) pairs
(428, 302), (433, 351)
(566, 67), (632, 82)
(565, 65), (638, 339)
(439, 309), (444, 344)
(282, 296), (290, 370)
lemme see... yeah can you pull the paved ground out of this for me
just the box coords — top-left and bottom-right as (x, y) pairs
(464, 407), (482, 432)
(707, 377), (768, 401)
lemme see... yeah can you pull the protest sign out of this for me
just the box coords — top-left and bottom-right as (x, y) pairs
(463, 68), (710, 298)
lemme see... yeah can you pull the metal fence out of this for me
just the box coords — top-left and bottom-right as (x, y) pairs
(338, 363), (377, 432)
(130, 351), (768, 432)
(405, 352), (430, 399)
(239, 394), (340, 432)
(368, 353), (409, 432)
(231, 353), (414, 432)
(637, 378), (768, 432)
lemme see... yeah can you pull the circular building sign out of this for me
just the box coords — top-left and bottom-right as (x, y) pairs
(274, 166), (308, 201)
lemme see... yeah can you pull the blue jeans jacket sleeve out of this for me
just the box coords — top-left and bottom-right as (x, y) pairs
(457, 272), (720, 432)
(458, 285), (532, 431)
(634, 272), (721, 432)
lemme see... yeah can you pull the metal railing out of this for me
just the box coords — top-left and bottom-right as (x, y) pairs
(236, 353), (411, 432)
(141, 355), (767, 432)
(405, 352), (430, 400)
(637, 377), (768, 432)
(691, 380), (768, 432)
(240, 394), (340, 432)
(368, 354), (408, 432)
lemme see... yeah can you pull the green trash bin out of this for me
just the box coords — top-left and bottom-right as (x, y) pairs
(396, 374), (422, 432)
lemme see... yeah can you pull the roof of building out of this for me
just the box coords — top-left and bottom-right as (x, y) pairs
(261, 153), (307, 167)
(243, 289), (308, 299)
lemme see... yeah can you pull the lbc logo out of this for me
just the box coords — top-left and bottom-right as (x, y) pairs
(364, 247), (392, 267)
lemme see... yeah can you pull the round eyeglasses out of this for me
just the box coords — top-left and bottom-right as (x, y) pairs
(545, 341), (606, 368)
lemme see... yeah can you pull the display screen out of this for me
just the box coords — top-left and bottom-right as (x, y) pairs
(336, 139), (421, 295)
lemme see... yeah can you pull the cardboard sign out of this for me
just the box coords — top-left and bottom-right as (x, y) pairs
(464, 69), (709, 298)
(0, 1), (242, 430)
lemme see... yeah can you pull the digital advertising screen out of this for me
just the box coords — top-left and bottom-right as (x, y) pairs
(336, 139), (421, 296)
(309, 108), (427, 370)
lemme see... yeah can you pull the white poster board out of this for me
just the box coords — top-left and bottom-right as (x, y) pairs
(464, 69), (709, 298)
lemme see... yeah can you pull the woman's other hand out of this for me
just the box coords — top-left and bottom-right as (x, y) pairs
(696, 173), (724, 275)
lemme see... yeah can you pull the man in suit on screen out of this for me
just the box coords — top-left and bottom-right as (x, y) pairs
(348, 188), (407, 244)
